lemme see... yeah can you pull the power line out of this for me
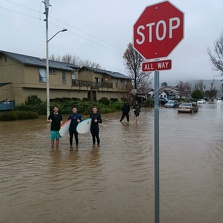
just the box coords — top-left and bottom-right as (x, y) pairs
(48, 20), (123, 54)
(4, 0), (38, 12)
(1, 0), (126, 53)
(50, 16), (124, 52)
(0, 6), (40, 20)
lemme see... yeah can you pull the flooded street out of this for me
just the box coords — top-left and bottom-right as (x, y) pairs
(1, 101), (223, 223)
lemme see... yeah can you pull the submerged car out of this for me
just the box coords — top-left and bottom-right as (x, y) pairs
(164, 100), (179, 108)
(159, 97), (169, 105)
(177, 103), (198, 113)
(197, 99), (206, 104)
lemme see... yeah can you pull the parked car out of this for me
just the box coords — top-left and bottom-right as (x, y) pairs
(159, 97), (169, 105)
(177, 103), (198, 113)
(164, 100), (179, 108)
(197, 99), (206, 104)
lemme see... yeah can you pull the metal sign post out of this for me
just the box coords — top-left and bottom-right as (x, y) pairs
(133, 2), (184, 222)
(154, 70), (160, 223)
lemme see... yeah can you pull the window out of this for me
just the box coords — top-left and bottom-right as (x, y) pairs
(72, 74), (77, 86)
(116, 80), (118, 88)
(39, 68), (46, 83)
(95, 77), (99, 86)
(62, 72), (66, 84)
(50, 69), (56, 74)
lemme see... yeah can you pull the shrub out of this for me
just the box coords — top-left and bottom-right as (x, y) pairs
(99, 97), (110, 105)
(0, 111), (39, 121)
(105, 101), (122, 112)
(71, 97), (81, 101)
(110, 98), (119, 103)
(26, 95), (42, 105)
(13, 95), (153, 118)
(100, 107), (112, 113)
(17, 111), (39, 119)
(143, 98), (154, 107)
(121, 97), (128, 102)
(82, 98), (90, 101)
(110, 101), (122, 110)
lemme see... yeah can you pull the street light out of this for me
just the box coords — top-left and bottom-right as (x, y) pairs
(46, 28), (67, 118)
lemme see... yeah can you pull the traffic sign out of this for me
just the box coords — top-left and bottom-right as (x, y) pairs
(142, 59), (172, 72)
(133, 1), (184, 60)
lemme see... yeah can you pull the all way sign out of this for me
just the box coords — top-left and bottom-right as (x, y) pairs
(142, 59), (172, 72)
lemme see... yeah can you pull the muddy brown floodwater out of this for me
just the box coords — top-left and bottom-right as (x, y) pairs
(0, 101), (223, 223)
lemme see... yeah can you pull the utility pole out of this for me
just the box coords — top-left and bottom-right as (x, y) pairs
(43, 0), (50, 118)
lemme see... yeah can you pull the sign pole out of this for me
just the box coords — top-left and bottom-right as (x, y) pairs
(133, 2), (184, 223)
(154, 70), (160, 223)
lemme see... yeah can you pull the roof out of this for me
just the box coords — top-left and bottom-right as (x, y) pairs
(0, 50), (80, 71)
(80, 66), (131, 80)
(164, 90), (176, 96)
(0, 50), (131, 79)
(159, 86), (178, 91)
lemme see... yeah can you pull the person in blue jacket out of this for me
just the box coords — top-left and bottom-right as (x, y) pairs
(68, 107), (83, 147)
(90, 107), (102, 146)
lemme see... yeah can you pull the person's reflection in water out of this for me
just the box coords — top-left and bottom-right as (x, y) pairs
(66, 149), (80, 168)
(69, 144), (79, 152)
(88, 146), (101, 168)
(50, 149), (62, 170)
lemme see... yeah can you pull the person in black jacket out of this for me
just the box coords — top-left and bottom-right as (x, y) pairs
(68, 107), (83, 147)
(47, 106), (63, 148)
(133, 101), (141, 122)
(90, 107), (102, 146)
(120, 102), (130, 122)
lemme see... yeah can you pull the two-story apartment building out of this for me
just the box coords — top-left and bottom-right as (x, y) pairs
(0, 51), (132, 105)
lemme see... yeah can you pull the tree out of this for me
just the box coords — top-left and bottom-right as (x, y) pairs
(79, 59), (101, 69)
(191, 89), (204, 101)
(50, 54), (61, 61)
(50, 53), (101, 69)
(177, 81), (191, 99)
(193, 80), (204, 91)
(205, 88), (218, 99)
(123, 42), (151, 94)
(62, 53), (73, 63)
(161, 82), (168, 87)
(208, 32), (223, 74)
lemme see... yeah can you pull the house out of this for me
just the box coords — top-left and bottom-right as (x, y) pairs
(159, 86), (179, 99)
(0, 50), (132, 105)
(147, 86), (179, 99)
(77, 66), (132, 101)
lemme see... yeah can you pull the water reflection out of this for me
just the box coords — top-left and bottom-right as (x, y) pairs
(50, 149), (63, 168)
(0, 102), (223, 222)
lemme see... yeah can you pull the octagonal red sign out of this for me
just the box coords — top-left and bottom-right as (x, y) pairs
(133, 1), (184, 60)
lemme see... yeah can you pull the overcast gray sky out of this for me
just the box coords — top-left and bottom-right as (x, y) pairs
(1, 0), (223, 85)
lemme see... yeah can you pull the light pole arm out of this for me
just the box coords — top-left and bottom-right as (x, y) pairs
(46, 28), (67, 118)
(48, 29), (67, 42)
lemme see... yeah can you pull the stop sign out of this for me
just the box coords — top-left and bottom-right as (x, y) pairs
(133, 1), (184, 60)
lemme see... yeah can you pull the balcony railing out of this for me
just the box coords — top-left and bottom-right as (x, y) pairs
(72, 80), (113, 89)
(92, 82), (113, 89)
(72, 80), (91, 88)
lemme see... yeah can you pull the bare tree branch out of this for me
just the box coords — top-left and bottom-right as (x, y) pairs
(50, 54), (101, 69)
(208, 32), (223, 73)
(123, 42), (151, 92)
